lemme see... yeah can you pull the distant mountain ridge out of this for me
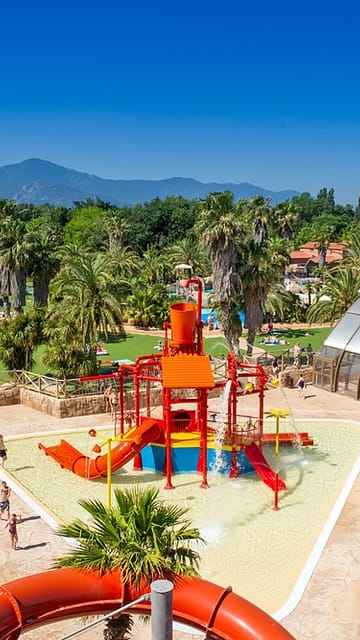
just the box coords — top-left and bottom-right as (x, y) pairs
(0, 158), (300, 207)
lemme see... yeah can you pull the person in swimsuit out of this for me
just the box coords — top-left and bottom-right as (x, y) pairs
(0, 434), (7, 466)
(5, 513), (21, 549)
(109, 389), (118, 421)
(0, 481), (10, 520)
(104, 386), (113, 415)
(297, 374), (305, 398)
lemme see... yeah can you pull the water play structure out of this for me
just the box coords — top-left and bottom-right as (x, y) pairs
(38, 277), (297, 491)
(0, 278), (302, 638)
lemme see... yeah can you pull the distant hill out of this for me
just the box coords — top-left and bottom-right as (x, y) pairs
(0, 158), (300, 207)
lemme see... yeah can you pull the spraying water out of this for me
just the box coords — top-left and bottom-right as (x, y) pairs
(211, 378), (232, 474)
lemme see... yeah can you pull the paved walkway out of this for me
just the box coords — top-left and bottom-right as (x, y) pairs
(0, 384), (359, 639)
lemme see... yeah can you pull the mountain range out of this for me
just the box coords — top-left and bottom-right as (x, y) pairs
(0, 158), (300, 208)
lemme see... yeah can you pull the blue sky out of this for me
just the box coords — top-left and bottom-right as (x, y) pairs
(1, 0), (360, 204)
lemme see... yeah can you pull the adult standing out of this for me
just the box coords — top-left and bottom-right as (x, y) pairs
(0, 481), (10, 520)
(0, 434), (7, 466)
(306, 343), (314, 366)
(293, 343), (301, 368)
(104, 386), (113, 415)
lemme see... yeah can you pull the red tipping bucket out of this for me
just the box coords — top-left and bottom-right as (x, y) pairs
(170, 302), (197, 345)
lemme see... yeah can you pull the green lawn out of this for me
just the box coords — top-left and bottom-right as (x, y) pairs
(0, 325), (332, 381)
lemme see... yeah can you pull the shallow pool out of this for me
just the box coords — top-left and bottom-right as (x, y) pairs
(4, 420), (360, 618)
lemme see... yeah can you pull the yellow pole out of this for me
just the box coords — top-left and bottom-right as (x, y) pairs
(107, 438), (112, 508)
(275, 416), (280, 455)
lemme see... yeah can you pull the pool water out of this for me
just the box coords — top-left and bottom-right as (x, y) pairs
(4, 420), (360, 617)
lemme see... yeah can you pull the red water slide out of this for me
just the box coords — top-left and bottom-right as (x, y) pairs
(38, 418), (161, 479)
(0, 568), (294, 640)
(244, 442), (286, 491)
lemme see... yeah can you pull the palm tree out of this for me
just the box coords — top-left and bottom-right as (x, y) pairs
(343, 232), (360, 273)
(139, 246), (170, 285)
(49, 250), (124, 371)
(0, 306), (45, 371)
(0, 217), (29, 313)
(126, 280), (169, 328)
(307, 267), (360, 325)
(25, 221), (60, 306)
(265, 282), (298, 322)
(273, 200), (299, 241)
(246, 196), (271, 245)
(104, 208), (131, 252)
(52, 486), (203, 639)
(0, 261), (11, 317)
(239, 237), (288, 356)
(165, 235), (211, 279)
(195, 192), (244, 351)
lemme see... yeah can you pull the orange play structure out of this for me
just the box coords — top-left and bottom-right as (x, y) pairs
(0, 568), (295, 639)
(39, 277), (296, 491)
(0, 278), (301, 638)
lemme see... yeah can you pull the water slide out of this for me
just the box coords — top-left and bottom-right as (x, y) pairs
(38, 418), (161, 479)
(0, 567), (294, 640)
(244, 443), (286, 491)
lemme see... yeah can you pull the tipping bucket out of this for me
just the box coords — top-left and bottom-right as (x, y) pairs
(170, 303), (197, 345)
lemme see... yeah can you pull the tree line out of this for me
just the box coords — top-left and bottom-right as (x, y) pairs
(0, 186), (359, 375)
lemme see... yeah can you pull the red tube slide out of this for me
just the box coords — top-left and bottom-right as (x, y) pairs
(0, 568), (294, 640)
(38, 418), (161, 479)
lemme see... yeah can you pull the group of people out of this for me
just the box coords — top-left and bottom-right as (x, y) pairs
(104, 386), (119, 421)
(294, 342), (314, 367)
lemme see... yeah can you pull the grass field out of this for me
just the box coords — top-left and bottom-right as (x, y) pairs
(0, 324), (332, 381)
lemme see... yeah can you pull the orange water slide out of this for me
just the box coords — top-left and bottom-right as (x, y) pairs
(38, 418), (162, 479)
(0, 568), (295, 640)
(244, 442), (286, 491)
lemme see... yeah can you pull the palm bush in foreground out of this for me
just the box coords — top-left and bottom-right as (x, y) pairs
(53, 486), (204, 639)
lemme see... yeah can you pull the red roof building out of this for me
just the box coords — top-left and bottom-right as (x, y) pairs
(287, 242), (347, 276)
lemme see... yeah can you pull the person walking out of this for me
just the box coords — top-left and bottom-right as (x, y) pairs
(5, 513), (21, 549)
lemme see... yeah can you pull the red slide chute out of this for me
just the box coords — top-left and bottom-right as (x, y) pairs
(0, 568), (294, 639)
(244, 442), (286, 491)
(38, 418), (161, 479)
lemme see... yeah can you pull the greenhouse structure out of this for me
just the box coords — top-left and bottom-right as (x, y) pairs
(313, 298), (360, 400)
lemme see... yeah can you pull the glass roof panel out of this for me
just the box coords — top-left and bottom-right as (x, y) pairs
(344, 327), (360, 355)
(324, 313), (360, 349)
(318, 345), (341, 360)
(346, 297), (360, 315)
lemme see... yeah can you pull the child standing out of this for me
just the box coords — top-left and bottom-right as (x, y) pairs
(5, 513), (21, 549)
(297, 374), (305, 398)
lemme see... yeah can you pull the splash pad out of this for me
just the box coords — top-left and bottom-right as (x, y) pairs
(0, 278), (320, 639)
(38, 277), (309, 495)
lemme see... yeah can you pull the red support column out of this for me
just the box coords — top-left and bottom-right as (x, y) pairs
(163, 388), (174, 489)
(199, 389), (209, 488)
